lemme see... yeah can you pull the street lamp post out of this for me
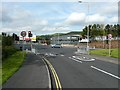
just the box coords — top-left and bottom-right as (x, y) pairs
(58, 33), (59, 44)
(78, 1), (90, 55)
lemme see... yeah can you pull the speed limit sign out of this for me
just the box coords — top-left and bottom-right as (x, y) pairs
(21, 31), (26, 37)
(108, 34), (112, 39)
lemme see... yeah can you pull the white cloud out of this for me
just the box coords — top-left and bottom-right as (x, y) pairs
(40, 26), (70, 34)
(98, 4), (118, 16)
(109, 16), (118, 23)
(65, 12), (86, 25)
(65, 12), (106, 25)
(88, 14), (106, 23)
(1, 26), (32, 33)
(1, 28), (13, 32)
(1, 2), (119, 35)
(33, 20), (48, 26)
(11, 9), (31, 20)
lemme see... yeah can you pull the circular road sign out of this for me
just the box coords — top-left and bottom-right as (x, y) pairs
(108, 34), (112, 39)
(21, 31), (26, 37)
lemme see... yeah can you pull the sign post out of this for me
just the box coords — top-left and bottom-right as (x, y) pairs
(21, 31), (26, 58)
(28, 31), (32, 51)
(108, 34), (112, 56)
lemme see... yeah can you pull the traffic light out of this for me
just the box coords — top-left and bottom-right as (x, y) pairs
(28, 31), (32, 37)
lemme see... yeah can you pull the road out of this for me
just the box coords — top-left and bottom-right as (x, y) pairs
(3, 44), (119, 89)
(33, 44), (119, 88)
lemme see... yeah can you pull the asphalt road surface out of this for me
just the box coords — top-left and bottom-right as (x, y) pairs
(3, 44), (119, 89)
(34, 44), (119, 88)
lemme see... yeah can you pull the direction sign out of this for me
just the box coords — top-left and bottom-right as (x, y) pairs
(108, 34), (112, 39)
(21, 31), (26, 37)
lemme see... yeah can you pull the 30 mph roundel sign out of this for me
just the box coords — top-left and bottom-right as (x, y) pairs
(21, 31), (26, 37)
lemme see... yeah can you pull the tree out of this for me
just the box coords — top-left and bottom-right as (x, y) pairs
(91, 24), (98, 40)
(113, 24), (118, 37)
(82, 26), (87, 38)
(117, 24), (120, 37)
(105, 24), (110, 35)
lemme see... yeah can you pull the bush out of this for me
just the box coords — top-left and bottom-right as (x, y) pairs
(2, 46), (18, 61)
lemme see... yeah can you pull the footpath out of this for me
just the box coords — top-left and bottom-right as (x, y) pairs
(2, 53), (51, 89)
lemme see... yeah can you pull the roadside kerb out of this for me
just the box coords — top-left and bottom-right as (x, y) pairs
(75, 53), (118, 64)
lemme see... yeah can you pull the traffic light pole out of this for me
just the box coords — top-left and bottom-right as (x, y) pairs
(30, 37), (32, 51)
(28, 31), (33, 51)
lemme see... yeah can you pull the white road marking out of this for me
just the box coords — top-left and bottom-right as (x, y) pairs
(83, 59), (95, 61)
(91, 66), (120, 80)
(61, 55), (64, 56)
(69, 57), (82, 63)
(72, 56), (95, 61)
(41, 58), (51, 89)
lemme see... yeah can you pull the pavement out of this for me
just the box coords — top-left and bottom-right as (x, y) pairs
(2, 53), (51, 89)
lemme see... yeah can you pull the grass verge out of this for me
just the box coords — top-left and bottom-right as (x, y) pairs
(2, 51), (26, 85)
(90, 48), (120, 58)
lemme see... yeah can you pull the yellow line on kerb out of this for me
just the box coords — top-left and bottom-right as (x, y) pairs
(43, 57), (62, 90)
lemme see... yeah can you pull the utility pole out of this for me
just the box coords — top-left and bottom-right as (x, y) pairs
(78, 1), (90, 55)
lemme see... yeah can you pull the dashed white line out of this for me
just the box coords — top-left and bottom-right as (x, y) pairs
(69, 57), (82, 63)
(91, 66), (120, 80)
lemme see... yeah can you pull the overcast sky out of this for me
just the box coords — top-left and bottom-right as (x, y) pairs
(0, 0), (119, 36)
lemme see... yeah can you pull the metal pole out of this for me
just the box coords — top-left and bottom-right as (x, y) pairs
(78, 1), (90, 55)
(87, 3), (89, 55)
(109, 39), (111, 56)
(31, 38), (32, 51)
(58, 33), (59, 44)
(22, 37), (24, 58)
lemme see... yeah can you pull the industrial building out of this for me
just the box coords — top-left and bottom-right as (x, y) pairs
(51, 34), (81, 45)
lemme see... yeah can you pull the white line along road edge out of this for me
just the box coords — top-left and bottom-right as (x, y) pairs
(91, 66), (120, 80)
(69, 57), (82, 63)
(42, 58), (52, 89)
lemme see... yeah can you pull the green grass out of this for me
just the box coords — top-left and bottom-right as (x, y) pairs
(2, 51), (26, 84)
(90, 48), (120, 58)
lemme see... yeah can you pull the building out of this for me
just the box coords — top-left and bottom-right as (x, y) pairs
(51, 35), (81, 45)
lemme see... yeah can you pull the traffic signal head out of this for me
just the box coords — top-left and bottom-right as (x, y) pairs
(28, 31), (32, 37)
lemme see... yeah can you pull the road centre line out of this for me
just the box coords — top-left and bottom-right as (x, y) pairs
(69, 57), (82, 63)
(91, 66), (120, 80)
(43, 57), (62, 90)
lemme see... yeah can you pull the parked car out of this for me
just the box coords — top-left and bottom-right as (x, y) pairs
(51, 44), (62, 48)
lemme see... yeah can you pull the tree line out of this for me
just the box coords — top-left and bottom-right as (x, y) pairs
(81, 24), (120, 40)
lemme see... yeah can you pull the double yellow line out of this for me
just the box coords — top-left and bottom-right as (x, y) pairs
(43, 57), (62, 90)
